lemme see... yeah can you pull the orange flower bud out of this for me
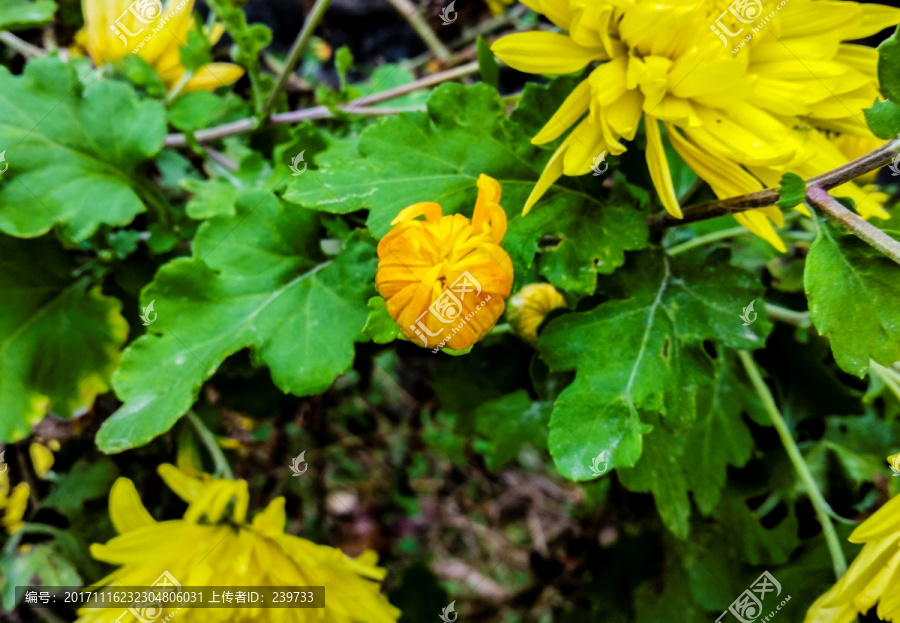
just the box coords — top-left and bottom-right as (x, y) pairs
(376, 175), (514, 351)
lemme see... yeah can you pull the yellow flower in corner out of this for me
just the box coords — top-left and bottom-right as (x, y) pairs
(506, 283), (566, 343)
(376, 174), (514, 351)
(805, 492), (900, 623)
(76, 465), (400, 623)
(78, 0), (244, 93)
(492, 0), (900, 251)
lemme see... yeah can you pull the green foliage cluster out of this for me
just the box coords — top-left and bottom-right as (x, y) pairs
(2, 3), (900, 622)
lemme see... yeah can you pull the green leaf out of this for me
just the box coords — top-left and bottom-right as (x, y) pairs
(538, 249), (770, 481)
(864, 98), (900, 140)
(285, 83), (647, 292)
(476, 36), (499, 89)
(0, 0), (56, 30)
(96, 195), (377, 453)
(474, 390), (550, 470)
(0, 543), (81, 611)
(804, 218), (900, 377)
(776, 172), (806, 209)
(682, 353), (762, 515)
(618, 415), (691, 539)
(0, 58), (166, 241)
(878, 25), (900, 105)
(529, 198), (648, 294)
(0, 234), (128, 443)
(181, 178), (240, 219)
(363, 296), (403, 344)
(42, 457), (119, 518)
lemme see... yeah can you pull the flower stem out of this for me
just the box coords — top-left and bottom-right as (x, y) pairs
(648, 136), (900, 230)
(262, 0), (333, 117)
(186, 411), (234, 479)
(738, 350), (847, 579)
(666, 226), (749, 255)
(764, 302), (810, 328)
(806, 185), (900, 267)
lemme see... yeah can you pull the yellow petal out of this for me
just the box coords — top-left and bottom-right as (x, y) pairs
(533, 78), (591, 145)
(183, 63), (246, 93)
(157, 463), (204, 503)
(850, 492), (900, 543)
(852, 4), (900, 39)
(492, 32), (602, 75)
(524, 140), (566, 215)
(109, 478), (156, 534)
(644, 115), (682, 219)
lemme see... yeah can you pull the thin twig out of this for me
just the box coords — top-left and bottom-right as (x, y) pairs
(806, 185), (900, 266)
(262, 0), (334, 117)
(647, 136), (900, 230)
(0, 31), (46, 58)
(384, 0), (452, 63)
(206, 147), (239, 171)
(164, 61), (479, 147)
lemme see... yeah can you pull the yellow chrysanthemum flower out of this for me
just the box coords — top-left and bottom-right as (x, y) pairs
(78, 0), (244, 93)
(0, 471), (29, 535)
(376, 174), (514, 351)
(492, 0), (900, 251)
(506, 283), (566, 343)
(76, 465), (400, 623)
(805, 492), (900, 623)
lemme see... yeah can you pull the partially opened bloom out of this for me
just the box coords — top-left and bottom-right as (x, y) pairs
(76, 465), (400, 623)
(492, 0), (900, 251)
(506, 283), (566, 343)
(376, 174), (514, 351)
(805, 492), (900, 623)
(78, 0), (244, 93)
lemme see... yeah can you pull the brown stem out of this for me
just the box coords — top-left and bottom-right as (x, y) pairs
(806, 185), (900, 266)
(647, 137), (900, 230)
(164, 61), (479, 147)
